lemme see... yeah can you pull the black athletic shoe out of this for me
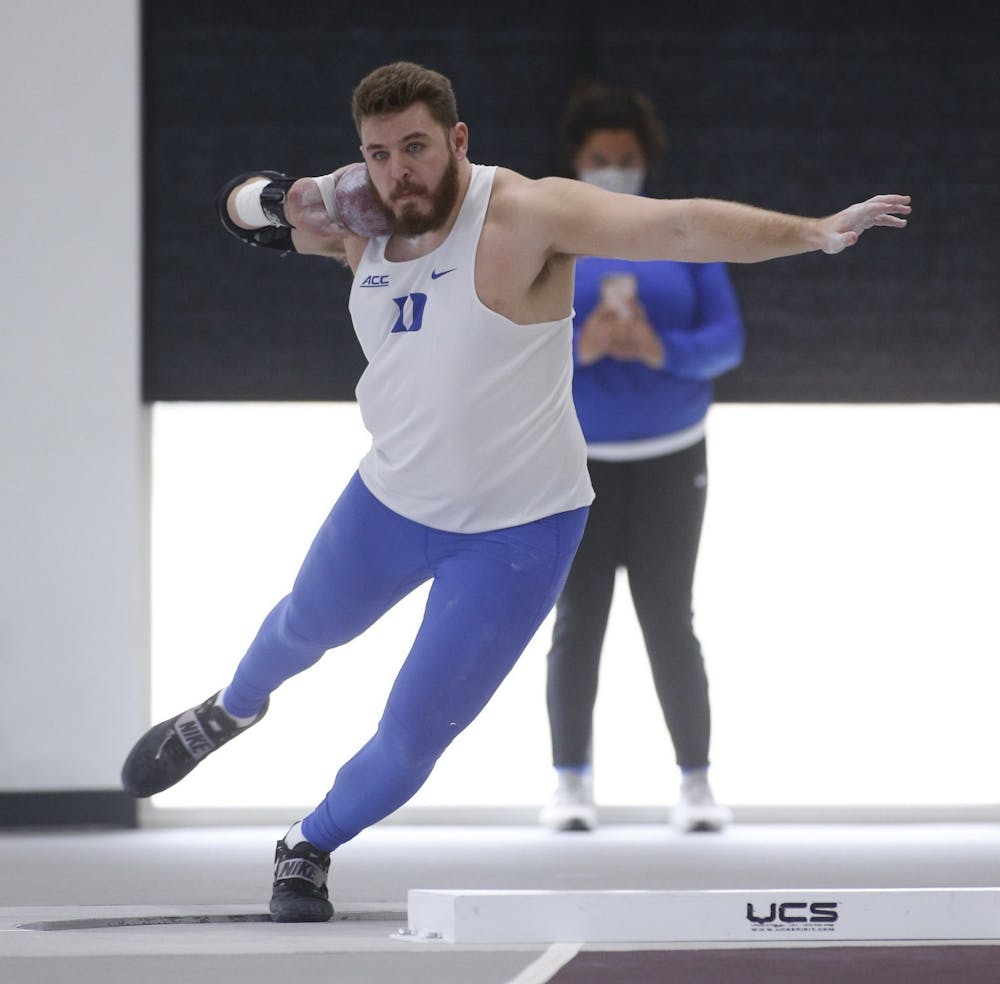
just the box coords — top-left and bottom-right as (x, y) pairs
(120, 691), (268, 798)
(269, 835), (334, 922)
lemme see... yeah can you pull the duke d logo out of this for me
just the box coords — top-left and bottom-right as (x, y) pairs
(390, 293), (428, 333)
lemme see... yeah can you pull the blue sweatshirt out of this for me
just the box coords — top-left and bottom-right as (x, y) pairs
(571, 256), (745, 444)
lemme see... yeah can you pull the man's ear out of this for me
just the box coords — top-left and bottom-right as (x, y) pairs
(451, 122), (469, 160)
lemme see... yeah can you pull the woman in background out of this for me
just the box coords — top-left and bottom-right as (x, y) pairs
(541, 83), (745, 833)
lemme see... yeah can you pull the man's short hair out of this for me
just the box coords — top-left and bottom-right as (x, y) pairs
(352, 62), (459, 136)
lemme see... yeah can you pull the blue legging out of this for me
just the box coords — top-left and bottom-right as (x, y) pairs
(223, 471), (588, 852)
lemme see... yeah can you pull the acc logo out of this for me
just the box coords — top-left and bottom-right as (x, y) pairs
(360, 274), (390, 287)
(746, 901), (839, 927)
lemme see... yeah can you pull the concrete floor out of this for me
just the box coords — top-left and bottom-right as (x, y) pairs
(3, 821), (1000, 983)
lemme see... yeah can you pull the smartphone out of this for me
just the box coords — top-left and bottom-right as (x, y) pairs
(600, 272), (638, 316)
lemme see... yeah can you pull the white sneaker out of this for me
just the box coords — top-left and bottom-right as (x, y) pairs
(670, 772), (732, 833)
(539, 770), (597, 832)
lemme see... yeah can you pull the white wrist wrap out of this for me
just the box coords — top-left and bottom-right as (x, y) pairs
(313, 172), (338, 221)
(233, 178), (271, 228)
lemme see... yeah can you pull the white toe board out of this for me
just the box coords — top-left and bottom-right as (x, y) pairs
(407, 888), (1000, 944)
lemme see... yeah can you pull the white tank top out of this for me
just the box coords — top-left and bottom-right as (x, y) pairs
(348, 164), (594, 533)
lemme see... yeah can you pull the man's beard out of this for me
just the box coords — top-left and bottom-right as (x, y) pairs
(372, 154), (460, 237)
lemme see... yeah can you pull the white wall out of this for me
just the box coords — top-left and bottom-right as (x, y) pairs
(147, 403), (1000, 818)
(0, 0), (147, 790)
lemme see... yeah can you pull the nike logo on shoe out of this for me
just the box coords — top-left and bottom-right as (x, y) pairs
(275, 858), (327, 888)
(173, 711), (215, 759)
(431, 268), (456, 279)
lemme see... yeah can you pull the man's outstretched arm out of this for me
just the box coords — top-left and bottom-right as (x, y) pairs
(680, 193), (911, 259)
(532, 176), (911, 264)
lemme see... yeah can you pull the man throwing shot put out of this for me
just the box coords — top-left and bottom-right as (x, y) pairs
(122, 60), (911, 922)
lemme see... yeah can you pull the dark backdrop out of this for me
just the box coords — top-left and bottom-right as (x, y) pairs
(142, 1), (998, 403)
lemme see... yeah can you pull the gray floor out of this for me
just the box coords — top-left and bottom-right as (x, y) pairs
(3, 821), (1000, 983)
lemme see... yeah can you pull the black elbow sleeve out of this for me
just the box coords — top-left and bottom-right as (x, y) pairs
(216, 170), (298, 253)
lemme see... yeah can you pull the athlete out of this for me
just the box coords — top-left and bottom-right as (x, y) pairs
(121, 61), (911, 922)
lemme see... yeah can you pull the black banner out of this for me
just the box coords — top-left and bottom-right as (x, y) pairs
(142, 1), (999, 402)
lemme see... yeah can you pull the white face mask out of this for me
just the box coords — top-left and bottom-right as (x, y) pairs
(579, 166), (645, 196)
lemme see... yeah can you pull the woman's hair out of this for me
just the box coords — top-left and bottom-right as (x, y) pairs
(559, 82), (668, 173)
(351, 61), (459, 135)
